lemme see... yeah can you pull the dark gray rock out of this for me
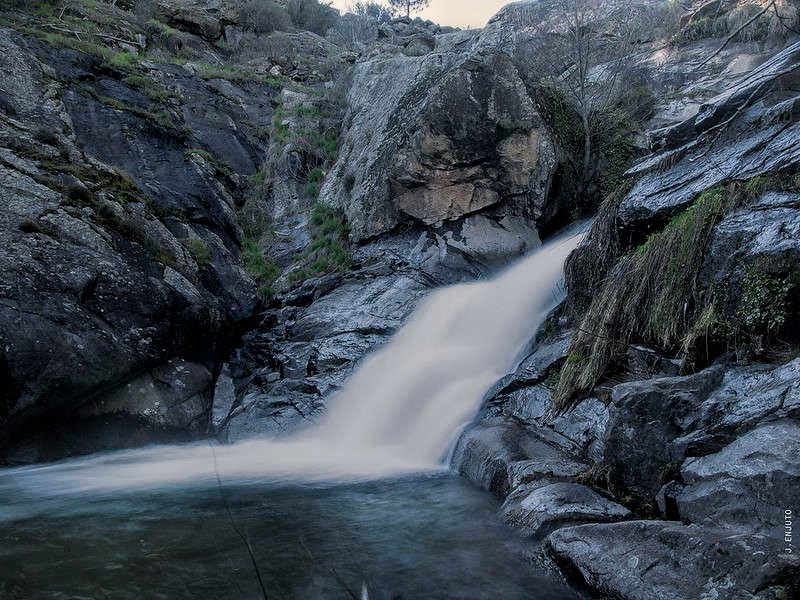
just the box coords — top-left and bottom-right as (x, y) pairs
(501, 482), (630, 537)
(547, 520), (800, 600)
(550, 397), (609, 462)
(670, 359), (800, 462)
(626, 345), (682, 380)
(211, 363), (236, 430)
(619, 40), (800, 228)
(602, 367), (724, 500)
(700, 191), (800, 312)
(0, 28), (265, 461)
(450, 418), (583, 497)
(506, 456), (588, 490)
(79, 359), (213, 432)
(219, 268), (429, 441)
(673, 421), (800, 536)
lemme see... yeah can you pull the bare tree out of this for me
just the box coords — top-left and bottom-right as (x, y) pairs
(387, 0), (431, 19)
(513, 0), (646, 198)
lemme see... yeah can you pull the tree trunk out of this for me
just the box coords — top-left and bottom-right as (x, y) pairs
(580, 109), (592, 197)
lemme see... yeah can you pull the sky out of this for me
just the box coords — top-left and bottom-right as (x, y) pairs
(330, 0), (511, 29)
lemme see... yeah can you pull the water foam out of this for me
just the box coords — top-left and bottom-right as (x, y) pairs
(0, 229), (584, 497)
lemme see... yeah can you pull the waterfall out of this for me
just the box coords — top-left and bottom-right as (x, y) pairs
(0, 229), (584, 497)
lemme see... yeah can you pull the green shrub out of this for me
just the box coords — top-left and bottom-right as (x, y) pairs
(241, 237), (280, 283)
(737, 269), (792, 334)
(124, 75), (171, 102)
(109, 51), (139, 69)
(186, 238), (212, 266)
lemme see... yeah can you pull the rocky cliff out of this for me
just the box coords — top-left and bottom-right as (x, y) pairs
(1, 0), (799, 598)
(452, 19), (800, 600)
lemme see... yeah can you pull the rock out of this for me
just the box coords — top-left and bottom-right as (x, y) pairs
(673, 421), (800, 536)
(626, 345), (681, 379)
(670, 359), (800, 462)
(550, 397), (609, 462)
(619, 41), (800, 228)
(506, 456), (588, 489)
(450, 418), (583, 497)
(220, 268), (429, 441)
(489, 331), (573, 399)
(79, 359), (213, 432)
(319, 9), (558, 245)
(0, 27), (263, 461)
(156, 0), (226, 41)
(501, 482), (630, 537)
(211, 363), (236, 430)
(700, 191), (800, 312)
(547, 520), (800, 600)
(602, 367), (724, 500)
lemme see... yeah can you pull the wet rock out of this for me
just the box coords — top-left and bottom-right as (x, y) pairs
(219, 269), (429, 440)
(602, 367), (724, 499)
(619, 41), (800, 228)
(547, 520), (800, 600)
(673, 421), (800, 536)
(506, 456), (588, 490)
(626, 345), (681, 380)
(211, 363), (236, 430)
(451, 418), (582, 497)
(501, 482), (630, 537)
(670, 359), (800, 461)
(550, 398), (609, 462)
(0, 28), (263, 461)
(79, 359), (213, 432)
(700, 191), (800, 312)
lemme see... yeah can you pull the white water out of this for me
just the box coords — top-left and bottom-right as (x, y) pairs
(1, 229), (584, 497)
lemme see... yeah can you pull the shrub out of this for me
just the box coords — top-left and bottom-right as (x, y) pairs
(32, 126), (59, 146)
(286, 0), (339, 35)
(290, 202), (351, 281)
(241, 237), (280, 282)
(737, 268), (792, 335)
(554, 184), (733, 410)
(240, 0), (292, 34)
(185, 238), (212, 266)
(109, 51), (139, 69)
(353, 1), (393, 23)
(556, 170), (800, 410)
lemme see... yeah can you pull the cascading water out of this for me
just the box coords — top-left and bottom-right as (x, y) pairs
(0, 229), (585, 498)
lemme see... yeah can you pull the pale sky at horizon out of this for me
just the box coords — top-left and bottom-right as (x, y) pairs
(330, 0), (511, 29)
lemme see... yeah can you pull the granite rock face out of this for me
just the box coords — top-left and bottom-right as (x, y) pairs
(619, 40), (800, 229)
(0, 27), (267, 462)
(548, 521), (800, 600)
(501, 482), (630, 538)
(319, 16), (557, 248)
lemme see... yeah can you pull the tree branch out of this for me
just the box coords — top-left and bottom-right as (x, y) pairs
(694, 0), (776, 71)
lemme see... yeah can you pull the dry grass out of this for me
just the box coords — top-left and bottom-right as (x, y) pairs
(554, 172), (799, 411)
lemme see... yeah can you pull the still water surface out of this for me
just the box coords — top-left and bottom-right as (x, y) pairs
(0, 473), (585, 599)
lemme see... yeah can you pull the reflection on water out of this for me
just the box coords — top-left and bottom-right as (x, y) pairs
(0, 473), (584, 599)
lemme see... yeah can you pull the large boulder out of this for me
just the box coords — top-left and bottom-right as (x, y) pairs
(319, 17), (558, 252)
(602, 367), (724, 500)
(670, 421), (800, 536)
(501, 482), (630, 537)
(547, 520), (800, 600)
